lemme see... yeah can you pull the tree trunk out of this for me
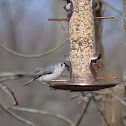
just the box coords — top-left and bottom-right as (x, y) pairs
(95, 1), (124, 126)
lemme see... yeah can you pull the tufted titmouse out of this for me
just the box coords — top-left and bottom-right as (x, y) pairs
(63, 0), (72, 11)
(63, 0), (73, 19)
(24, 61), (69, 86)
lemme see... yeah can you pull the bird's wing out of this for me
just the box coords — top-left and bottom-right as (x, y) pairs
(24, 66), (55, 86)
(36, 65), (55, 76)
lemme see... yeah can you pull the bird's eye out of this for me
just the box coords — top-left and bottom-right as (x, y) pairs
(61, 64), (63, 66)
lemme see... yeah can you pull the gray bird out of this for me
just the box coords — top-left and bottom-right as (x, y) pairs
(63, 0), (72, 11)
(24, 61), (69, 86)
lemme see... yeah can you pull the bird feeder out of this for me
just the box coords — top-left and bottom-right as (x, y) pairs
(48, 0), (119, 91)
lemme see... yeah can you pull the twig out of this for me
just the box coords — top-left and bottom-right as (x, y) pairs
(98, 0), (123, 15)
(0, 76), (23, 83)
(91, 93), (110, 126)
(0, 84), (18, 105)
(75, 99), (91, 126)
(71, 93), (126, 102)
(58, 21), (68, 33)
(0, 72), (35, 83)
(0, 103), (38, 126)
(96, 97), (126, 102)
(8, 106), (75, 126)
(94, 88), (124, 95)
(112, 93), (126, 106)
(71, 88), (124, 101)
(0, 39), (68, 58)
(0, 72), (35, 78)
(0, 77), (19, 83)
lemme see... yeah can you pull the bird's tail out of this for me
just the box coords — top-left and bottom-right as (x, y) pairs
(24, 79), (35, 86)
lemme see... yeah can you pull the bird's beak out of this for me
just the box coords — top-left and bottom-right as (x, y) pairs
(64, 63), (71, 71)
(63, 5), (66, 9)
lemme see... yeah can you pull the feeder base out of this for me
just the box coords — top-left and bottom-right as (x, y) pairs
(49, 83), (119, 92)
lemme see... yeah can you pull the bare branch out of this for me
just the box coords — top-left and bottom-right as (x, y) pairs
(0, 77), (20, 83)
(112, 93), (126, 106)
(0, 72), (35, 84)
(0, 39), (68, 58)
(8, 106), (75, 126)
(58, 21), (68, 33)
(94, 88), (124, 95)
(71, 88), (124, 102)
(96, 97), (126, 102)
(0, 84), (18, 105)
(98, 0), (123, 15)
(91, 93), (110, 126)
(0, 103), (38, 126)
(0, 72), (35, 78)
(75, 99), (91, 126)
